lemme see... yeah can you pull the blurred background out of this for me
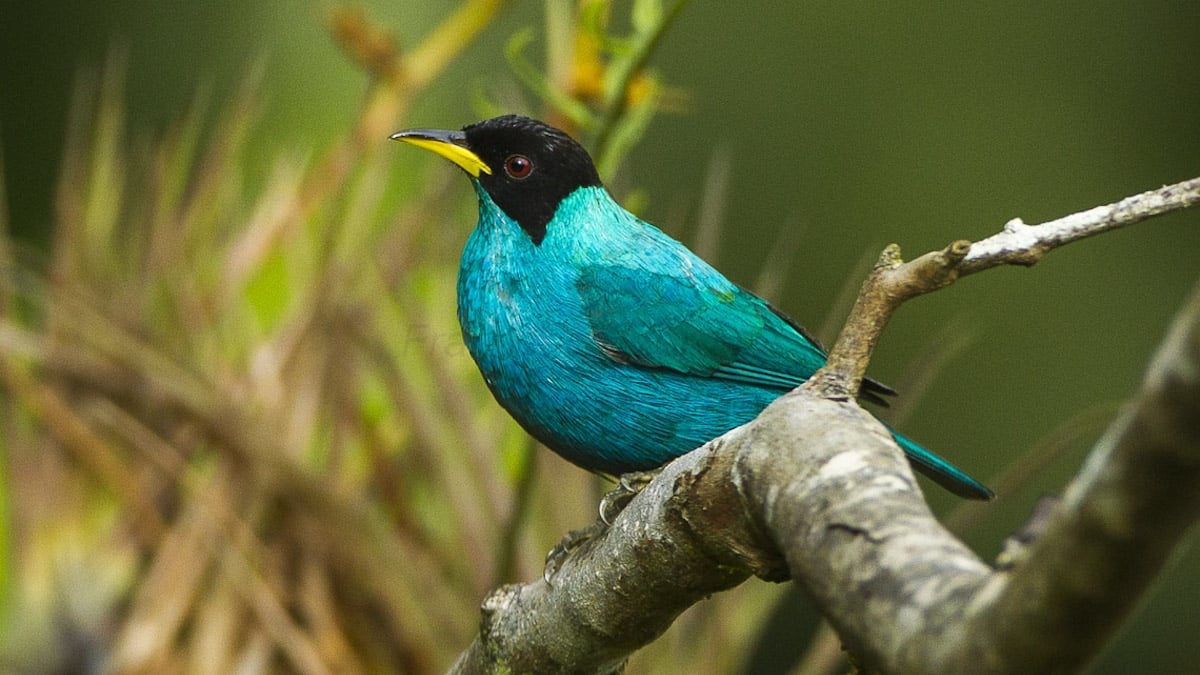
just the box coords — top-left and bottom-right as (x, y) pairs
(1, 1), (1197, 673)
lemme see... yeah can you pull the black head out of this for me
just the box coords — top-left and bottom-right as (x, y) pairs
(392, 115), (602, 244)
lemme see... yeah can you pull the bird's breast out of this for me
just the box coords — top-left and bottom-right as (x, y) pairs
(452, 201), (783, 473)
(457, 226), (595, 404)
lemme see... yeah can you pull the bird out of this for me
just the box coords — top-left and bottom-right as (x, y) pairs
(390, 114), (993, 500)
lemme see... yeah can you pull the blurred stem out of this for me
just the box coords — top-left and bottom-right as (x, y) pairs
(0, 350), (166, 545)
(506, 28), (595, 128)
(790, 621), (844, 675)
(0, 151), (11, 619)
(943, 403), (1120, 537)
(405, 0), (509, 91)
(318, 0), (508, 216)
(594, 75), (659, 180)
(689, 144), (732, 262)
(544, 0), (574, 99)
(591, 0), (690, 168)
(887, 315), (977, 425)
(751, 216), (806, 303)
(492, 436), (539, 585)
(0, 384), (9, 622)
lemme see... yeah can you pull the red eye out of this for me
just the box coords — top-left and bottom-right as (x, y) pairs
(504, 154), (533, 179)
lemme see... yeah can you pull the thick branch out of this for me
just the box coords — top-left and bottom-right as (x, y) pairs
(776, 280), (1200, 673)
(454, 281), (1200, 673)
(449, 437), (769, 674)
(958, 280), (1200, 671)
(451, 179), (1200, 672)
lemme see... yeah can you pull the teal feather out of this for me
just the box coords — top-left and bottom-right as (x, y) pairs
(399, 114), (992, 500)
(458, 184), (991, 499)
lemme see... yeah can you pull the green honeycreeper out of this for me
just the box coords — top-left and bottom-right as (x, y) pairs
(391, 115), (992, 500)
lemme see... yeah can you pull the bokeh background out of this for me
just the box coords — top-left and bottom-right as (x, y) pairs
(1, 1), (1198, 673)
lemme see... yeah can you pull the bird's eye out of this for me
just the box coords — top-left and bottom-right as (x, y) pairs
(504, 154), (533, 179)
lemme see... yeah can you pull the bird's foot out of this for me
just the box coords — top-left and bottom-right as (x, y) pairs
(543, 468), (663, 584)
(599, 468), (662, 525)
(544, 520), (607, 584)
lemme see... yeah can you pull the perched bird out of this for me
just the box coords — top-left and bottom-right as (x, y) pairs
(391, 115), (992, 500)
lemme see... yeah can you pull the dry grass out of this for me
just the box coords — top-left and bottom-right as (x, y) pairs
(0, 2), (792, 673)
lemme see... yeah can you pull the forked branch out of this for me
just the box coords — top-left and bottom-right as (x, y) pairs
(451, 177), (1200, 674)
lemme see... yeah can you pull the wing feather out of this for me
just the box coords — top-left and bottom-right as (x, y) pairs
(576, 263), (826, 392)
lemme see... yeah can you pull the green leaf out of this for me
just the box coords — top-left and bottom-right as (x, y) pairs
(632, 0), (664, 35)
(243, 249), (291, 331)
(505, 28), (595, 128)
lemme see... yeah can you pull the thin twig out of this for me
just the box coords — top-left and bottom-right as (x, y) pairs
(818, 176), (1200, 397)
(961, 176), (1200, 274)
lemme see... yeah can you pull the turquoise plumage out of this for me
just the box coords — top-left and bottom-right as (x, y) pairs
(394, 115), (992, 500)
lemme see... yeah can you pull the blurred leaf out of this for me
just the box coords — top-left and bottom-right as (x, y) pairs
(632, 0), (664, 35)
(505, 27), (595, 127)
(243, 249), (291, 331)
(595, 75), (660, 180)
(0, 419), (9, 621)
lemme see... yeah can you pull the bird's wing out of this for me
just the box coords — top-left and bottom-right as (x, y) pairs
(575, 262), (827, 390)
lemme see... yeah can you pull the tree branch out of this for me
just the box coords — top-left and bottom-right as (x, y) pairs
(956, 278), (1200, 671)
(450, 439), (763, 674)
(960, 176), (1200, 274)
(450, 177), (1200, 673)
(816, 176), (1200, 397)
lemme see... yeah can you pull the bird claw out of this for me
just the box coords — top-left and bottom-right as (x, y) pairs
(598, 468), (661, 525)
(544, 521), (606, 584)
(543, 468), (664, 584)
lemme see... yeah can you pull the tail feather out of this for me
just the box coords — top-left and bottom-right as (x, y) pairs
(892, 431), (994, 500)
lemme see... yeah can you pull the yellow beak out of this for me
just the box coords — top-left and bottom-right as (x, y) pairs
(389, 128), (492, 178)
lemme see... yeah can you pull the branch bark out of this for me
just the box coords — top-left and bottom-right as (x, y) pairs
(451, 177), (1200, 673)
(817, 176), (1200, 397)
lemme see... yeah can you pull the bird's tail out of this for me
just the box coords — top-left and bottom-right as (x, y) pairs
(892, 431), (994, 500)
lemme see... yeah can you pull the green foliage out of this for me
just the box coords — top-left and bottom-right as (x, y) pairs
(0, 407), (8, 622)
(0, 2), (763, 673)
(6, 1), (1191, 672)
(502, 0), (690, 179)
